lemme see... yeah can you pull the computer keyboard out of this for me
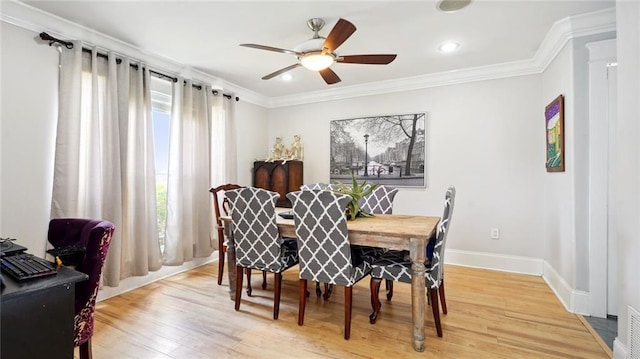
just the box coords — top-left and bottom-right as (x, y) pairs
(0, 253), (57, 281)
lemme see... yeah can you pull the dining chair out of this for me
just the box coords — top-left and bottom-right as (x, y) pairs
(368, 185), (456, 337)
(358, 184), (399, 294)
(300, 182), (337, 300)
(225, 187), (299, 319)
(210, 184), (267, 292)
(287, 189), (374, 340)
(47, 218), (115, 359)
(300, 182), (350, 299)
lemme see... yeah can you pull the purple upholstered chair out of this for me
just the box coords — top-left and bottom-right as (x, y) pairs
(48, 218), (115, 359)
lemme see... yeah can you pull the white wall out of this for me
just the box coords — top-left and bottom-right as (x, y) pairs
(234, 100), (269, 186)
(614, 0), (640, 355)
(1, 22), (59, 256)
(268, 75), (545, 260)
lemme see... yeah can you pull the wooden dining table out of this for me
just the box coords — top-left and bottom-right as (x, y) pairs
(221, 209), (440, 352)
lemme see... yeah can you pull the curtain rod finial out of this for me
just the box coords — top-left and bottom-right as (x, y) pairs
(38, 32), (73, 49)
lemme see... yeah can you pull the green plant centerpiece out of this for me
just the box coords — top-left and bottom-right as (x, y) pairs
(333, 174), (379, 221)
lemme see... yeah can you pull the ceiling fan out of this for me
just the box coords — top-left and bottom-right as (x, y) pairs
(240, 18), (397, 85)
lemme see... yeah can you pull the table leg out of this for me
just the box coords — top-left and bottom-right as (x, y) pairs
(225, 226), (237, 301)
(410, 236), (426, 352)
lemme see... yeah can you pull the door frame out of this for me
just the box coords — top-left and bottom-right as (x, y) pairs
(586, 39), (617, 318)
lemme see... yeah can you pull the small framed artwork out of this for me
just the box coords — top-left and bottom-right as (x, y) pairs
(545, 95), (565, 172)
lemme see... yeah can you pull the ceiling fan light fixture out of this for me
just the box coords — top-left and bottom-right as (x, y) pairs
(299, 52), (335, 71)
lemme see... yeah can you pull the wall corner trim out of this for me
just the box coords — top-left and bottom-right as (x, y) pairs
(542, 260), (590, 314)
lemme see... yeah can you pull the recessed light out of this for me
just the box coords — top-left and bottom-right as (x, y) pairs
(437, 0), (472, 13)
(438, 42), (460, 53)
(282, 73), (293, 81)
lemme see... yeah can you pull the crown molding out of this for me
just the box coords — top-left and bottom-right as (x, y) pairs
(532, 7), (617, 73)
(268, 58), (540, 108)
(0, 0), (270, 108)
(2, 1), (615, 109)
(269, 7), (616, 108)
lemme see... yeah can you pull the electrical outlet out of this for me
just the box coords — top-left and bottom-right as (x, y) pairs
(491, 228), (500, 239)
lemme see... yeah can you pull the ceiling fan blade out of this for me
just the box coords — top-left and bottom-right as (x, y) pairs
(337, 54), (397, 65)
(262, 63), (302, 80)
(319, 67), (341, 85)
(240, 43), (301, 56)
(323, 18), (356, 53)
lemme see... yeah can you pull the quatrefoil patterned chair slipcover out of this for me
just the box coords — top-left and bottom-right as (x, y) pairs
(287, 189), (374, 340)
(300, 182), (345, 298)
(210, 184), (268, 294)
(368, 186), (456, 337)
(357, 184), (399, 258)
(48, 218), (115, 359)
(357, 184), (400, 294)
(358, 184), (399, 215)
(225, 187), (299, 320)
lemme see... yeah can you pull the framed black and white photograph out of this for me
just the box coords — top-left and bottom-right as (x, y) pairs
(330, 113), (426, 187)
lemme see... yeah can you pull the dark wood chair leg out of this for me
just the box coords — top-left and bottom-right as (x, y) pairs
(344, 286), (353, 340)
(323, 283), (334, 301)
(430, 288), (443, 337)
(298, 279), (307, 325)
(386, 280), (394, 301)
(235, 266), (244, 311)
(262, 270), (268, 290)
(273, 272), (282, 320)
(79, 339), (92, 359)
(439, 278), (448, 315)
(315, 281), (322, 297)
(369, 277), (382, 324)
(217, 239), (225, 285)
(246, 268), (252, 296)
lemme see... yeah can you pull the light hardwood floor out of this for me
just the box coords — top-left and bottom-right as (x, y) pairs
(85, 263), (609, 359)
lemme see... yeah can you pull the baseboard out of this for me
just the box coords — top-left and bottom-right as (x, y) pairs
(542, 260), (590, 314)
(96, 250), (592, 317)
(97, 253), (217, 301)
(613, 337), (628, 359)
(445, 250), (592, 314)
(445, 249), (544, 276)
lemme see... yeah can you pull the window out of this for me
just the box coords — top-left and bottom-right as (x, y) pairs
(151, 78), (172, 252)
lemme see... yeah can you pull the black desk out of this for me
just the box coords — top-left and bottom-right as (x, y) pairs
(1, 266), (88, 359)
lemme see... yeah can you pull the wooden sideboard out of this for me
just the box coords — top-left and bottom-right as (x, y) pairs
(252, 160), (303, 207)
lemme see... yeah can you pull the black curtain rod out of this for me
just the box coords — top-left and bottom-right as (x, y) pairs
(39, 32), (239, 101)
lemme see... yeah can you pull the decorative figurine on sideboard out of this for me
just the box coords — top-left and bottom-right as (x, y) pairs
(266, 135), (303, 163)
(289, 134), (303, 161)
(267, 136), (286, 162)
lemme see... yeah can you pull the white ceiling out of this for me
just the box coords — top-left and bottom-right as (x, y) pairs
(21, 0), (614, 98)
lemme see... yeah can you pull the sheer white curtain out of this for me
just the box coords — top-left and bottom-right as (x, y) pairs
(210, 92), (238, 185)
(209, 92), (238, 250)
(51, 44), (162, 286)
(163, 79), (214, 265)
